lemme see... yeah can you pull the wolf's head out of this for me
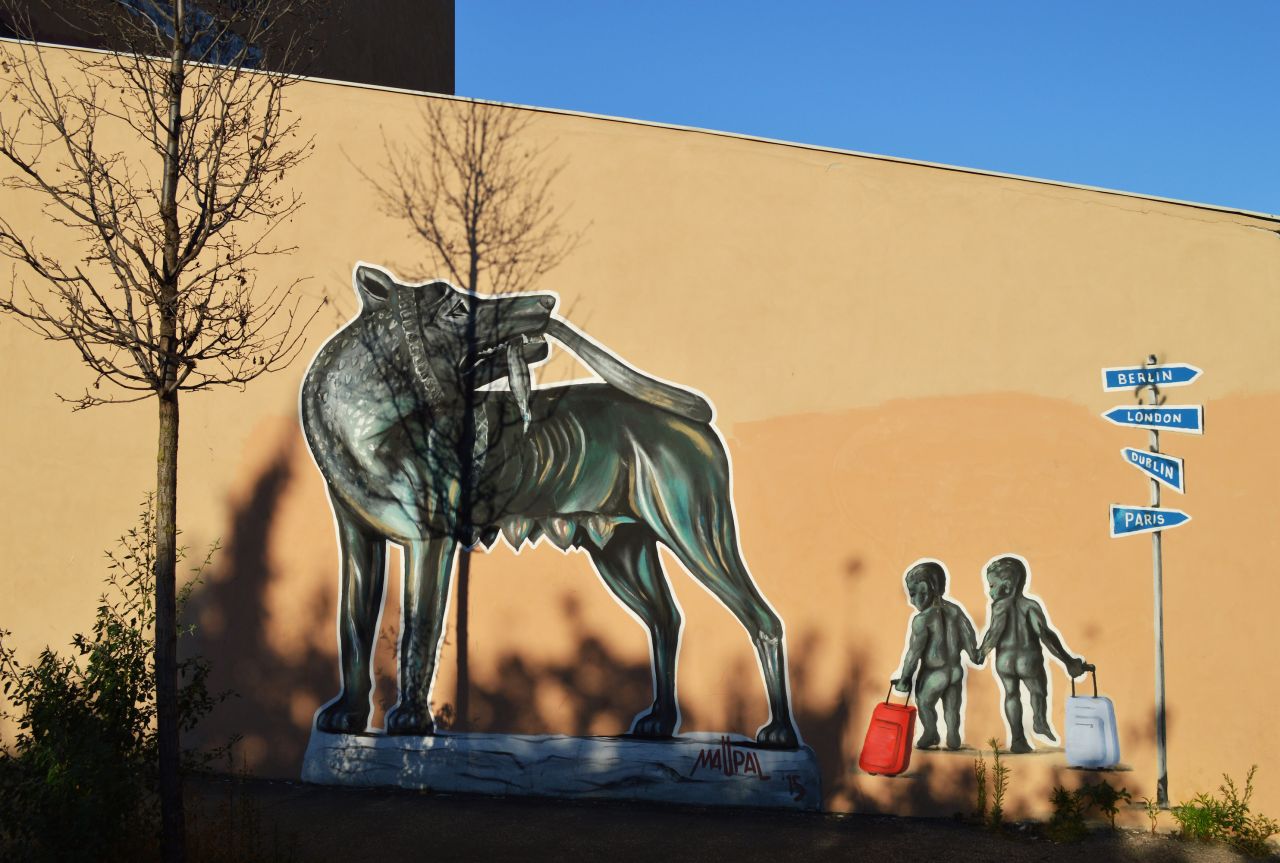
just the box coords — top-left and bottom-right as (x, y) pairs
(354, 264), (555, 411)
(344, 262), (713, 430)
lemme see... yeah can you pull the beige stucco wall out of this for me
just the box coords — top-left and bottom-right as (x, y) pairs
(2, 45), (1278, 820)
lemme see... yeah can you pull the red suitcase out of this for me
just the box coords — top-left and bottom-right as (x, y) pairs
(858, 680), (917, 776)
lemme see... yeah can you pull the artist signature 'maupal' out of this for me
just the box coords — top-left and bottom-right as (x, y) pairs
(690, 736), (771, 780)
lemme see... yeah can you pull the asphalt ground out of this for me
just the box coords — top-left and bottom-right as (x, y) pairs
(186, 774), (1274, 863)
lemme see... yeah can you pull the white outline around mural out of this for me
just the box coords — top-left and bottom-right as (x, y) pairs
(300, 263), (800, 750)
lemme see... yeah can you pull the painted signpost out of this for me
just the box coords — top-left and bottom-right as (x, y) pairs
(1109, 505), (1191, 537)
(1120, 448), (1185, 494)
(1101, 405), (1203, 435)
(1102, 355), (1203, 808)
(1101, 363), (1202, 391)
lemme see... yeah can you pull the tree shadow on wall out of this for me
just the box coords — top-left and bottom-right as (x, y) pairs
(456, 593), (677, 737)
(792, 631), (858, 806)
(182, 435), (337, 776)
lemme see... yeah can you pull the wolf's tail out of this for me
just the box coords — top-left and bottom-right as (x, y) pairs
(547, 318), (713, 423)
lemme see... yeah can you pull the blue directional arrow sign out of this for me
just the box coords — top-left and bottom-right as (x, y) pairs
(1120, 447), (1185, 494)
(1110, 505), (1191, 538)
(1101, 363), (1202, 392)
(1101, 405), (1203, 435)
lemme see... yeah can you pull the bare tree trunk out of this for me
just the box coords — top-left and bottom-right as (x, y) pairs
(155, 388), (184, 862)
(454, 280), (479, 730)
(455, 551), (470, 728)
(157, 5), (186, 858)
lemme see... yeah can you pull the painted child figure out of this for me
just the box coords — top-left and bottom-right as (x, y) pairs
(893, 560), (980, 750)
(977, 555), (1088, 753)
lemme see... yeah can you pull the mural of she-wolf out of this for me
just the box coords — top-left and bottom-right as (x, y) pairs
(300, 264), (800, 748)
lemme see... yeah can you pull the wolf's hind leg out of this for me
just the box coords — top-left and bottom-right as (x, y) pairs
(659, 516), (800, 749)
(386, 537), (457, 735)
(588, 524), (682, 738)
(316, 504), (387, 734)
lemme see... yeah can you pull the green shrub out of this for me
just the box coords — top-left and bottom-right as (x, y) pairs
(1172, 766), (1279, 858)
(1047, 784), (1089, 843)
(987, 738), (1009, 830)
(1045, 780), (1130, 842)
(1082, 779), (1131, 830)
(1141, 796), (1161, 834)
(973, 752), (988, 822)
(0, 498), (226, 861)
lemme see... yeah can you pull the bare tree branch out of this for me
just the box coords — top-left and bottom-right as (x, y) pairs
(0, 3), (322, 402)
(360, 100), (586, 298)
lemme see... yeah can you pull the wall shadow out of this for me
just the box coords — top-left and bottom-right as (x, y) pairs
(460, 594), (659, 737)
(183, 433), (336, 775)
(789, 631), (858, 806)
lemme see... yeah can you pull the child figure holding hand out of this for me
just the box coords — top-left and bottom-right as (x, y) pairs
(978, 555), (1088, 753)
(893, 560), (980, 750)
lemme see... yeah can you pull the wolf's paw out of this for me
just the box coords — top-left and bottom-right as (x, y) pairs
(629, 704), (677, 738)
(1032, 721), (1057, 742)
(755, 718), (800, 749)
(1010, 738), (1033, 754)
(315, 698), (369, 734)
(385, 703), (436, 736)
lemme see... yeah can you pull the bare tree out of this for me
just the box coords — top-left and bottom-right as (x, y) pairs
(0, 2), (325, 858)
(364, 99), (583, 728)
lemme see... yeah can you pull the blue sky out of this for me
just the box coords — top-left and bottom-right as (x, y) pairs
(458, 1), (1279, 215)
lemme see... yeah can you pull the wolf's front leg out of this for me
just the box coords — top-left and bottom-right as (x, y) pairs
(386, 537), (457, 735)
(316, 506), (387, 733)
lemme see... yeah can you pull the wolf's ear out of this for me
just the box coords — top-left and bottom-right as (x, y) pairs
(354, 263), (395, 309)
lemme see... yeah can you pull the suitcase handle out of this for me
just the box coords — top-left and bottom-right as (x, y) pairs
(1070, 664), (1099, 698)
(886, 677), (913, 707)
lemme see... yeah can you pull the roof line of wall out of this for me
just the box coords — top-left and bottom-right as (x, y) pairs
(419, 93), (1280, 225)
(5, 36), (1277, 226)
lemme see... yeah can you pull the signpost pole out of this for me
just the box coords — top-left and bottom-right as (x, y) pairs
(1143, 355), (1170, 808)
(1151, 426), (1169, 807)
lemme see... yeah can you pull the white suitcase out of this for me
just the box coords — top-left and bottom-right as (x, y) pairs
(1064, 667), (1120, 769)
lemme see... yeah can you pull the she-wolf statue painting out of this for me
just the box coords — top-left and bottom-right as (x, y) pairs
(300, 264), (800, 749)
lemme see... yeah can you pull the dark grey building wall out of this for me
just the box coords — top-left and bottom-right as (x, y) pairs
(310, 0), (453, 93)
(0, 1), (454, 94)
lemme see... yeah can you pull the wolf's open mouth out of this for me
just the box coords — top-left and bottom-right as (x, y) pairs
(463, 333), (545, 369)
(463, 333), (546, 431)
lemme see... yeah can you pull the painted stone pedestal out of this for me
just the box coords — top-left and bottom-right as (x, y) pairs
(302, 730), (822, 811)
